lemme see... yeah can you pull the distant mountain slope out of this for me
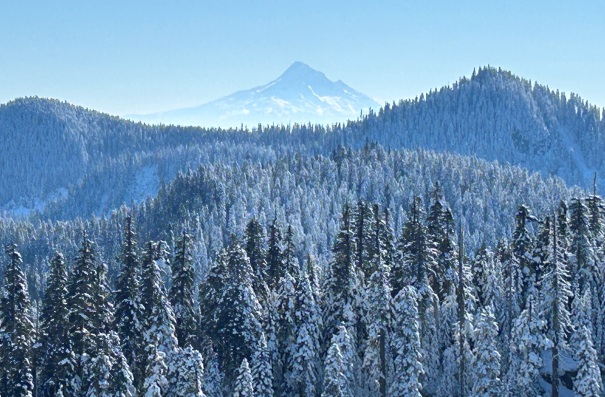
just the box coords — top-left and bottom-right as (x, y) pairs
(360, 67), (605, 189)
(129, 62), (380, 127)
(1, 66), (604, 219)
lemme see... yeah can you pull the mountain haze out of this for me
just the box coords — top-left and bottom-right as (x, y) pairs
(129, 62), (381, 127)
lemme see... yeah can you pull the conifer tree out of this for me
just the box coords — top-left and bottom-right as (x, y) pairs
(143, 345), (168, 397)
(291, 271), (322, 397)
(545, 216), (573, 397)
(85, 333), (113, 397)
(512, 205), (536, 309)
(354, 201), (374, 280)
(67, 235), (98, 366)
(0, 244), (35, 397)
(233, 359), (253, 397)
(39, 252), (72, 396)
(282, 224), (299, 278)
(472, 305), (501, 397)
(389, 285), (423, 397)
(322, 342), (351, 397)
(532, 216), (552, 288)
(93, 261), (114, 335)
(427, 183), (457, 300)
(244, 218), (270, 306)
(207, 239), (262, 381)
(170, 231), (198, 347)
(569, 198), (597, 294)
(471, 244), (490, 307)
(587, 177), (604, 240)
(455, 227), (478, 397)
(573, 326), (602, 397)
(508, 297), (550, 397)
(323, 205), (358, 341)
(114, 215), (144, 388)
(199, 249), (228, 349)
(251, 334), (273, 397)
(275, 271), (297, 396)
(362, 204), (392, 397)
(266, 217), (283, 290)
(165, 346), (206, 397)
(203, 350), (224, 397)
(330, 325), (358, 396)
(497, 239), (520, 372)
(395, 196), (436, 293)
(109, 333), (136, 397)
(67, 234), (102, 393)
(140, 241), (178, 396)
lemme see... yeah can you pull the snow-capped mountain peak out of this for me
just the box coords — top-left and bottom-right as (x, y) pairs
(129, 62), (380, 128)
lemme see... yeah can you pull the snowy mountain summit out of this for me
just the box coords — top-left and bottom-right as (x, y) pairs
(129, 62), (380, 128)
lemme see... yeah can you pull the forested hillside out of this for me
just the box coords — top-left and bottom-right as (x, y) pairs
(1, 184), (604, 395)
(1, 67), (603, 219)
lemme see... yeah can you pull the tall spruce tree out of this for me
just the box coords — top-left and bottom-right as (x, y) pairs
(569, 198), (597, 294)
(203, 350), (224, 397)
(508, 297), (550, 397)
(251, 334), (273, 397)
(170, 231), (198, 348)
(114, 215), (144, 388)
(165, 346), (206, 397)
(545, 216), (573, 397)
(395, 196), (437, 293)
(427, 183), (457, 300)
(0, 244), (35, 397)
(282, 225), (299, 278)
(323, 205), (358, 342)
(362, 204), (392, 397)
(67, 234), (102, 393)
(322, 342), (351, 397)
(354, 201), (374, 280)
(140, 241), (178, 396)
(233, 359), (253, 397)
(472, 305), (502, 397)
(389, 285), (423, 397)
(39, 252), (72, 397)
(244, 218), (270, 306)
(266, 217), (283, 290)
(207, 239), (263, 381)
(574, 325), (602, 397)
(512, 205), (536, 309)
(291, 270), (322, 397)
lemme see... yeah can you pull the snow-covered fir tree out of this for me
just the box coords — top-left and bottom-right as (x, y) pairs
(251, 333), (273, 397)
(38, 251), (73, 396)
(362, 204), (392, 397)
(170, 231), (198, 348)
(291, 269), (322, 397)
(203, 350), (224, 397)
(389, 285), (423, 397)
(472, 305), (501, 397)
(574, 325), (602, 397)
(233, 359), (254, 397)
(165, 346), (206, 397)
(508, 296), (550, 396)
(0, 244), (35, 397)
(322, 342), (351, 397)
(114, 215), (144, 389)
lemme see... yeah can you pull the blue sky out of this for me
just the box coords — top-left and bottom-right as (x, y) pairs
(1, 1), (603, 116)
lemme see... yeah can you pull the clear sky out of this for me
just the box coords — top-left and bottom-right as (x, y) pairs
(1, 1), (603, 116)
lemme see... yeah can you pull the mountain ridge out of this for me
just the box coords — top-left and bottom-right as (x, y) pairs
(1, 65), (604, 219)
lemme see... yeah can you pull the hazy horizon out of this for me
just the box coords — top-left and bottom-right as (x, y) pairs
(2, 1), (604, 116)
